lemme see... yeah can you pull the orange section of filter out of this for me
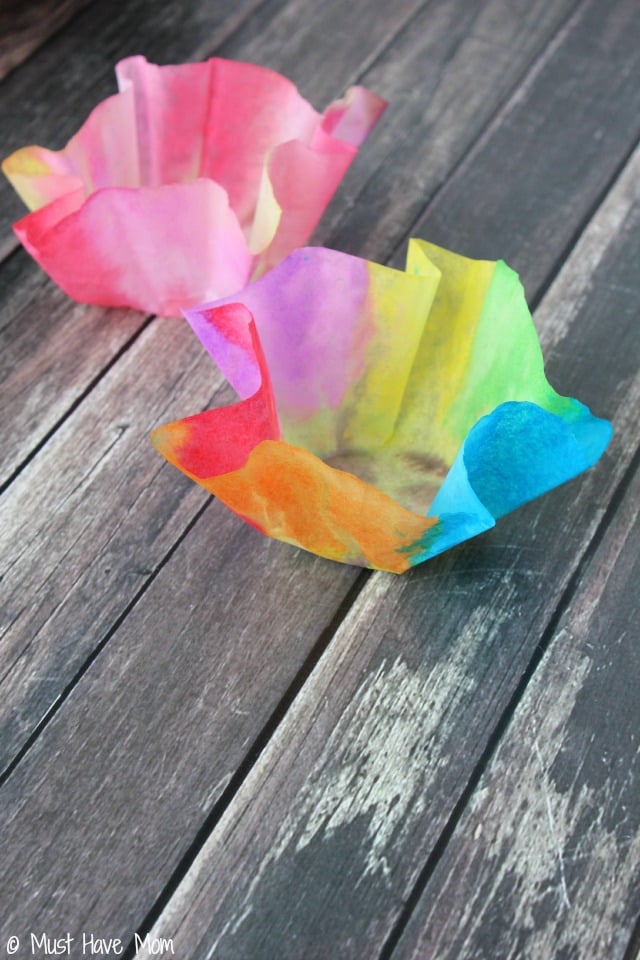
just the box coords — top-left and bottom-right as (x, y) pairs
(200, 439), (439, 572)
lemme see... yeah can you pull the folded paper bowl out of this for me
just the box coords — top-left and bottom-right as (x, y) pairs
(2, 55), (386, 316)
(151, 240), (612, 573)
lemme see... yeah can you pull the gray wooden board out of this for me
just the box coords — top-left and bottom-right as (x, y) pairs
(400, 0), (640, 295)
(138, 140), (640, 960)
(0, 491), (361, 941)
(391, 465), (640, 960)
(329, 0), (640, 282)
(0, 0), (580, 769)
(0, 0), (578, 489)
(0, 317), (215, 775)
(0, 0), (93, 82)
(314, 0), (583, 259)
(0, 253), (143, 489)
(216, 0), (429, 105)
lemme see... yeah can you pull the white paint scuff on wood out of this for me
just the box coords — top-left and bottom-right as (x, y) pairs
(198, 584), (519, 951)
(293, 655), (472, 874)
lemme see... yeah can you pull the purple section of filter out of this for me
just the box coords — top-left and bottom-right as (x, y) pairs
(183, 301), (261, 399)
(188, 247), (372, 423)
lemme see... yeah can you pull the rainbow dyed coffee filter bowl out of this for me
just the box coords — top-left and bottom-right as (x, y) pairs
(151, 240), (612, 573)
(2, 56), (386, 317)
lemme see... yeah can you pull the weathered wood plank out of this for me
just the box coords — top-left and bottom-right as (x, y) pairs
(320, 0), (640, 284)
(137, 133), (640, 960)
(0, 478), (361, 941)
(391, 463), (640, 960)
(218, 0), (427, 104)
(0, 253), (143, 490)
(0, 317), (214, 774)
(398, 0), (640, 295)
(0, 0), (92, 81)
(0, 0), (578, 767)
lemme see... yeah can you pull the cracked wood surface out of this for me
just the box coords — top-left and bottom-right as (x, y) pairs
(0, 0), (638, 957)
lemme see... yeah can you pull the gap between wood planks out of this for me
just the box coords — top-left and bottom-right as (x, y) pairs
(390, 107), (640, 323)
(373, 0), (592, 270)
(0, 314), (155, 496)
(317, 0), (590, 265)
(623, 912), (640, 960)
(390, 91), (640, 316)
(118, 569), (371, 960)
(0, 498), (208, 789)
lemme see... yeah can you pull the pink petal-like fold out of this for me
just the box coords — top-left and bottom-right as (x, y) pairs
(320, 85), (387, 147)
(15, 180), (252, 316)
(253, 140), (355, 278)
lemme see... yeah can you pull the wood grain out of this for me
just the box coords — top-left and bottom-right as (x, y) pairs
(322, 0), (640, 292)
(0, 0), (93, 81)
(0, 488), (360, 942)
(392, 464), (640, 960)
(400, 0), (640, 294)
(0, 317), (215, 774)
(0, 253), (143, 490)
(314, 0), (584, 258)
(0, 0), (578, 771)
(139, 127), (640, 960)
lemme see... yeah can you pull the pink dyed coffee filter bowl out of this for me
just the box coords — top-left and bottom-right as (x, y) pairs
(3, 56), (386, 316)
